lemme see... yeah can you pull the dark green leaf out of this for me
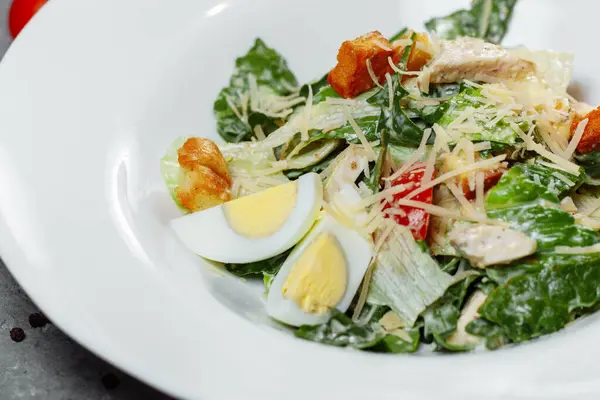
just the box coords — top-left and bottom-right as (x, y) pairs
(300, 74), (330, 102)
(371, 329), (420, 353)
(575, 150), (600, 184)
(425, 0), (518, 44)
(422, 276), (479, 341)
(389, 27), (409, 43)
(231, 38), (298, 94)
(225, 250), (291, 277)
(465, 318), (509, 350)
(488, 204), (599, 251)
(480, 260), (600, 342)
(214, 38), (298, 143)
(485, 259), (543, 286)
(479, 161), (600, 343)
(438, 86), (523, 146)
(296, 308), (419, 353)
(368, 74), (429, 147)
(486, 163), (582, 210)
(485, 163), (594, 252)
(284, 145), (345, 179)
(295, 310), (384, 349)
(366, 120), (389, 193)
(425, 83), (463, 99)
(307, 116), (380, 144)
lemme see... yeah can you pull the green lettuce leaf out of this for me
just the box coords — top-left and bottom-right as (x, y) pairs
(225, 250), (291, 277)
(575, 150), (600, 185)
(465, 318), (508, 350)
(438, 86), (524, 146)
(485, 163), (579, 209)
(225, 250), (291, 294)
(295, 307), (420, 353)
(425, 0), (518, 44)
(366, 127), (389, 193)
(306, 116), (380, 144)
(480, 260), (600, 342)
(367, 73), (428, 147)
(214, 38), (299, 143)
(473, 162), (600, 344)
(160, 137), (187, 210)
(422, 274), (479, 351)
(368, 226), (455, 327)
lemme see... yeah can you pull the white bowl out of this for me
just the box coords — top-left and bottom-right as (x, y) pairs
(0, 0), (599, 398)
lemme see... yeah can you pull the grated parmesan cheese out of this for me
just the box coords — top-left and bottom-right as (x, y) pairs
(511, 122), (580, 174)
(475, 172), (485, 212)
(345, 108), (378, 160)
(387, 128), (433, 182)
(564, 118), (588, 160)
(404, 155), (506, 200)
(555, 243), (600, 255)
(366, 59), (384, 89)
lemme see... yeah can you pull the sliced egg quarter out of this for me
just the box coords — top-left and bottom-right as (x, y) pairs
(266, 215), (374, 327)
(171, 173), (323, 264)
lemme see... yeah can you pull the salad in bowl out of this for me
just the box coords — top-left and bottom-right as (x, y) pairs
(161, 0), (600, 353)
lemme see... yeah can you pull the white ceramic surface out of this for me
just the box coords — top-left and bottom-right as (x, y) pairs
(0, 0), (599, 399)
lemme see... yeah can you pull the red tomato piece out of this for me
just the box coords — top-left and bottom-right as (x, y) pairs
(383, 163), (434, 241)
(9, 0), (48, 39)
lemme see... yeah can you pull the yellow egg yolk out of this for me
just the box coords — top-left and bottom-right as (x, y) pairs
(281, 232), (347, 315)
(224, 181), (298, 238)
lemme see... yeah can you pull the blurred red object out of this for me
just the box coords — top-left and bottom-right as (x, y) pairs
(9, 0), (48, 38)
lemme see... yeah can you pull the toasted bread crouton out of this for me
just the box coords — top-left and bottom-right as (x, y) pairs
(572, 107), (600, 154)
(391, 31), (433, 72)
(327, 31), (393, 98)
(176, 138), (232, 212)
(460, 167), (506, 200)
(443, 152), (506, 200)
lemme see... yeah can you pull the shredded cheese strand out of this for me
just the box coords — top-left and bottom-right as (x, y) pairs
(345, 108), (378, 160)
(387, 128), (432, 182)
(366, 58), (384, 89)
(404, 155), (507, 200)
(564, 118), (589, 160)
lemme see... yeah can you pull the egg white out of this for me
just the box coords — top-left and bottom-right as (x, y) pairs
(266, 214), (374, 327)
(170, 173), (323, 264)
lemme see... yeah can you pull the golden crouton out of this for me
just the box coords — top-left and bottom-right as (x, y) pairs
(391, 31), (433, 73)
(176, 138), (232, 212)
(572, 107), (600, 154)
(327, 31), (393, 98)
(460, 167), (506, 200)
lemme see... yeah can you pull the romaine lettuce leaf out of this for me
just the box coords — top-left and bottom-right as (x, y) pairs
(160, 137), (187, 210)
(471, 162), (600, 344)
(225, 250), (291, 277)
(575, 150), (600, 185)
(368, 225), (455, 327)
(422, 274), (479, 351)
(438, 86), (524, 146)
(485, 163), (580, 209)
(425, 0), (518, 44)
(480, 260), (600, 342)
(295, 307), (420, 353)
(367, 72), (428, 147)
(214, 38), (299, 143)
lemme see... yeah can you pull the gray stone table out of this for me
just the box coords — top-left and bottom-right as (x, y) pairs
(0, 1), (170, 398)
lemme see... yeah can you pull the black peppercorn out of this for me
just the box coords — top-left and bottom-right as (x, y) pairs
(9, 327), (26, 342)
(28, 312), (49, 328)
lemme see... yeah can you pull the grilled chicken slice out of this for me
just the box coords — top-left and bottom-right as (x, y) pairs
(448, 224), (537, 268)
(421, 37), (535, 86)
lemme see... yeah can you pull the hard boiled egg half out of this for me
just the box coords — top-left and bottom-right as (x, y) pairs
(266, 184), (374, 327)
(171, 173), (323, 264)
